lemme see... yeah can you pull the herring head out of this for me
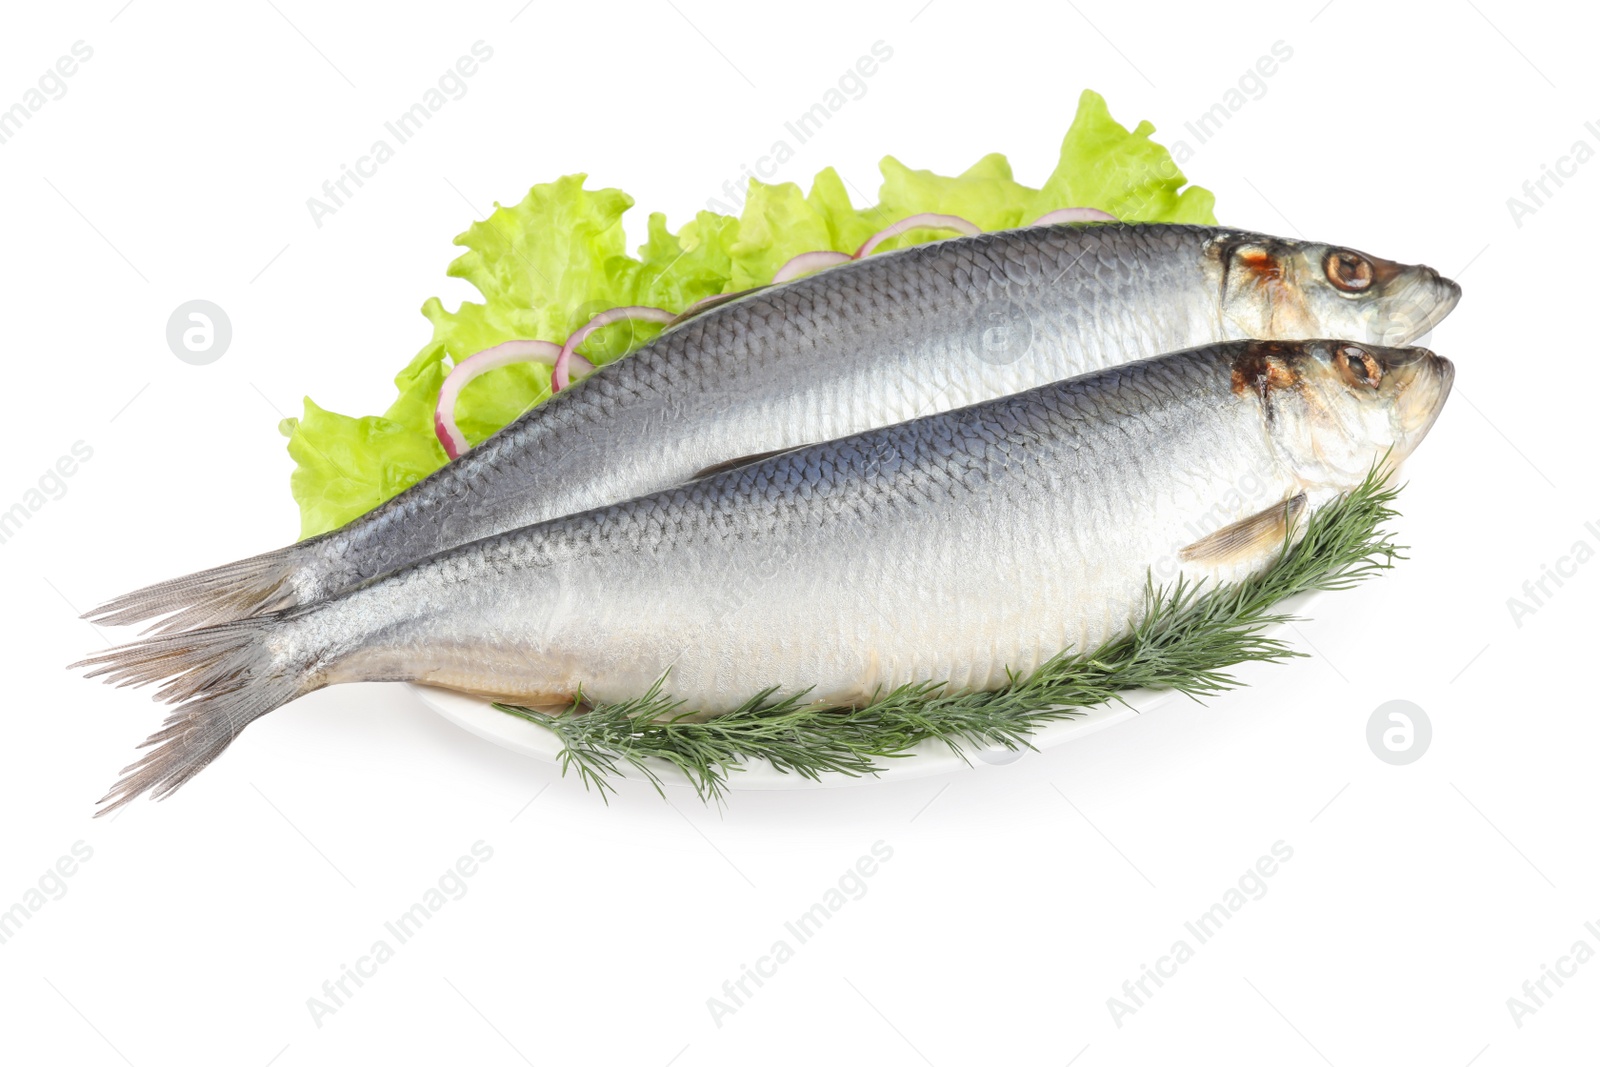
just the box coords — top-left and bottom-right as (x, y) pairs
(1215, 234), (1461, 346)
(1233, 339), (1454, 490)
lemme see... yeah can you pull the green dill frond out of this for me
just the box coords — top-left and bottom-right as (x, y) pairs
(496, 466), (1404, 803)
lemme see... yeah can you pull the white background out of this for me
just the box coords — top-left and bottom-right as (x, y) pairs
(1, 1), (1595, 1064)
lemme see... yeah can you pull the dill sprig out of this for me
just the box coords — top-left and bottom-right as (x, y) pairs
(496, 467), (1404, 803)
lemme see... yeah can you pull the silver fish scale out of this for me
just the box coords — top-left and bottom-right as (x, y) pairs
(322, 345), (1293, 711)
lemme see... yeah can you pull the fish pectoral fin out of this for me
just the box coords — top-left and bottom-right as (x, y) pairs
(690, 446), (806, 481)
(1178, 492), (1308, 567)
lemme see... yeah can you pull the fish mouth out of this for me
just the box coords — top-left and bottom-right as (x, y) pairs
(1388, 348), (1455, 457)
(1372, 268), (1462, 346)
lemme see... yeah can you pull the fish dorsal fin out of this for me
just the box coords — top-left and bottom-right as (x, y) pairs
(690, 446), (802, 481)
(1179, 492), (1307, 566)
(668, 286), (768, 327)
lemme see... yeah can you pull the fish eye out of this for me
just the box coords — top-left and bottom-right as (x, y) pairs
(1324, 250), (1375, 293)
(1337, 345), (1382, 387)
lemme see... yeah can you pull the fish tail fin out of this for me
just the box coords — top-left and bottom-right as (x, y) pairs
(73, 614), (314, 814)
(81, 543), (310, 633)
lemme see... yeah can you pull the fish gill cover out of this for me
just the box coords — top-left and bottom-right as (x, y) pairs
(278, 90), (1216, 539)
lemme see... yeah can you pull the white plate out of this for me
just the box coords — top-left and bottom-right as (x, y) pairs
(411, 683), (1178, 790)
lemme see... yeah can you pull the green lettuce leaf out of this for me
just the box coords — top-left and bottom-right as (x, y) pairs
(1028, 89), (1217, 224)
(280, 90), (1215, 538)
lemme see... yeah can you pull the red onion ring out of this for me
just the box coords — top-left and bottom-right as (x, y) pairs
(772, 250), (852, 283)
(853, 212), (981, 259)
(772, 214), (982, 283)
(434, 339), (592, 460)
(551, 306), (676, 393)
(1030, 207), (1118, 226)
